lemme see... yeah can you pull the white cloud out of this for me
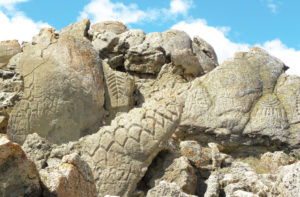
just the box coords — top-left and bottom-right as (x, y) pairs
(265, 0), (279, 13)
(171, 19), (250, 63)
(0, 0), (28, 10)
(0, 11), (49, 42)
(170, 0), (193, 15)
(79, 0), (147, 24)
(260, 40), (300, 75)
(171, 19), (300, 76)
(79, 0), (194, 24)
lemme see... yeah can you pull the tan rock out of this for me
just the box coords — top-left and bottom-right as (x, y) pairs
(40, 153), (97, 197)
(143, 152), (196, 194)
(0, 135), (41, 196)
(79, 96), (183, 196)
(0, 115), (8, 134)
(146, 181), (197, 197)
(0, 40), (21, 67)
(260, 151), (296, 173)
(90, 21), (128, 35)
(8, 28), (105, 144)
(59, 19), (91, 40)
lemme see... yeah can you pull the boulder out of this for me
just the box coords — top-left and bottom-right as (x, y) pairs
(0, 40), (21, 67)
(40, 153), (97, 197)
(204, 173), (220, 197)
(59, 19), (91, 40)
(8, 28), (105, 144)
(146, 181), (197, 197)
(260, 151), (296, 173)
(79, 96), (183, 196)
(0, 135), (41, 197)
(90, 21), (128, 36)
(143, 152), (196, 194)
(124, 42), (166, 74)
(192, 36), (219, 73)
(181, 47), (286, 135)
(271, 161), (300, 197)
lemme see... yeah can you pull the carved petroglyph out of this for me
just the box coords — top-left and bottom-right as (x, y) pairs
(80, 98), (183, 196)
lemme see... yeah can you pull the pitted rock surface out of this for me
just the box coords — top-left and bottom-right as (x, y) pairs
(0, 40), (21, 67)
(8, 28), (105, 144)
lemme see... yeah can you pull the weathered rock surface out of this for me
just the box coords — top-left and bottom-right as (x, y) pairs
(146, 181), (197, 197)
(40, 153), (97, 197)
(59, 19), (91, 40)
(0, 40), (21, 67)
(260, 151), (296, 173)
(0, 135), (41, 197)
(8, 28), (105, 144)
(90, 21), (128, 36)
(142, 151), (196, 194)
(79, 97), (183, 196)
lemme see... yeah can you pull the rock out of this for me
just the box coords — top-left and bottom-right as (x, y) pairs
(233, 190), (258, 197)
(271, 161), (300, 197)
(22, 133), (53, 170)
(0, 115), (8, 134)
(260, 151), (296, 173)
(146, 181), (197, 197)
(192, 36), (218, 73)
(204, 173), (220, 197)
(103, 62), (135, 118)
(180, 140), (211, 167)
(124, 43), (166, 74)
(40, 153), (97, 197)
(219, 162), (270, 196)
(171, 48), (204, 77)
(79, 96), (183, 196)
(0, 40), (21, 67)
(59, 19), (91, 40)
(143, 151), (196, 194)
(0, 135), (41, 196)
(181, 47), (286, 135)
(92, 31), (119, 53)
(90, 21), (128, 36)
(8, 28), (105, 144)
(116, 29), (146, 52)
(244, 94), (289, 140)
(161, 30), (192, 57)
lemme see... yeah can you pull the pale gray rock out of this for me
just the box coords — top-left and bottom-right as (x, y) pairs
(79, 96), (183, 196)
(192, 36), (218, 73)
(0, 135), (41, 197)
(271, 161), (300, 197)
(171, 48), (204, 77)
(92, 31), (119, 52)
(59, 19), (91, 40)
(0, 40), (21, 67)
(182, 47), (286, 135)
(143, 152), (196, 194)
(124, 43), (166, 74)
(233, 190), (258, 197)
(260, 151), (296, 173)
(116, 29), (146, 52)
(146, 181), (197, 197)
(204, 173), (220, 197)
(8, 28), (105, 145)
(90, 21), (128, 36)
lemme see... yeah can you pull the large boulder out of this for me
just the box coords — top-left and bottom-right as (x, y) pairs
(79, 96), (183, 196)
(0, 40), (21, 67)
(0, 135), (41, 196)
(89, 21), (128, 36)
(59, 19), (91, 40)
(8, 28), (105, 144)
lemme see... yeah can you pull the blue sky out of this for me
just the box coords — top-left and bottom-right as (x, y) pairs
(0, 0), (299, 75)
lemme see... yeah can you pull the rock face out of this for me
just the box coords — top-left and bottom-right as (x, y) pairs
(2, 20), (300, 197)
(0, 40), (21, 67)
(0, 135), (41, 197)
(8, 28), (105, 144)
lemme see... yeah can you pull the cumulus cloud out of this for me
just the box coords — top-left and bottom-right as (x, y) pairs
(0, 0), (28, 10)
(79, 0), (147, 24)
(171, 19), (250, 63)
(79, 0), (194, 24)
(170, 0), (193, 15)
(266, 0), (279, 13)
(0, 11), (49, 42)
(171, 19), (300, 76)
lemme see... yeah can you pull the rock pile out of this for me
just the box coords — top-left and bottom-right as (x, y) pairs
(0, 19), (299, 197)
